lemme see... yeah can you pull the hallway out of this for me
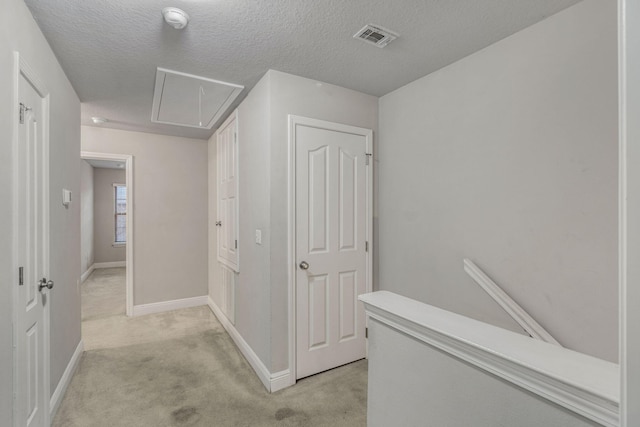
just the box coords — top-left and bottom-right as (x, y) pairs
(53, 269), (367, 426)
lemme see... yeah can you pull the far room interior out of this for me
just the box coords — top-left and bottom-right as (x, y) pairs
(80, 158), (128, 343)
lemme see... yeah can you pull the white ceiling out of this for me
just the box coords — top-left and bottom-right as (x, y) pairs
(25, 0), (582, 140)
(84, 159), (125, 170)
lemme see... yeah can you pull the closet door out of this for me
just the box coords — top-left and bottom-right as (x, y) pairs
(293, 116), (372, 380)
(216, 111), (239, 272)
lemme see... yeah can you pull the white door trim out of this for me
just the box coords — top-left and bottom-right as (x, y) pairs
(619, 1), (639, 425)
(287, 115), (373, 386)
(12, 51), (51, 427)
(80, 151), (134, 316)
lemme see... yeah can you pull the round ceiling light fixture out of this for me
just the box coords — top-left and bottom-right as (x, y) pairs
(91, 116), (108, 125)
(162, 7), (190, 29)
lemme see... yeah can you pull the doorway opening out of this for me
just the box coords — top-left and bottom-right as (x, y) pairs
(80, 152), (134, 320)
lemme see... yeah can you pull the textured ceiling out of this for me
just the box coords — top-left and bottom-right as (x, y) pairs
(25, 0), (582, 140)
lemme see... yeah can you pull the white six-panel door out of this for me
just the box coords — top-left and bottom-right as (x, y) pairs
(15, 60), (50, 427)
(294, 117), (372, 379)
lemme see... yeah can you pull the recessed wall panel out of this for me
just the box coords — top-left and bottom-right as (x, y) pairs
(309, 274), (329, 349)
(339, 149), (357, 251)
(26, 324), (38, 422)
(308, 146), (329, 254)
(339, 271), (357, 342)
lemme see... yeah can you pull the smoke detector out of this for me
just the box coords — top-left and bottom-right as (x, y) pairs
(353, 24), (399, 48)
(162, 7), (189, 29)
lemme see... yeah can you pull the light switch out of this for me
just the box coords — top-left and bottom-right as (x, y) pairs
(255, 229), (262, 245)
(62, 189), (72, 207)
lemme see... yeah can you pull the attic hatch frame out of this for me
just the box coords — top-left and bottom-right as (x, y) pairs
(150, 67), (244, 130)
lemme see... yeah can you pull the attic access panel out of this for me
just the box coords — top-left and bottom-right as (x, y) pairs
(151, 68), (243, 129)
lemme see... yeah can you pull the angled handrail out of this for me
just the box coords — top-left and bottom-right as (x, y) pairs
(463, 258), (561, 346)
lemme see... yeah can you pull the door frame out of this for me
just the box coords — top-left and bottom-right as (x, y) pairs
(80, 151), (135, 316)
(619, 0), (639, 424)
(287, 115), (373, 387)
(12, 51), (51, 427)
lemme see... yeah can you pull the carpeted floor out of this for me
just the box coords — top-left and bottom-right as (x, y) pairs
(54, 268), (367, 426)
(81, 267), (126, 321)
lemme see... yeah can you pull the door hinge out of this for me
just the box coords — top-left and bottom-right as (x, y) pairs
(235, 240), (238, 249)
(18, 267), (24, 286)
(365, 327), (368, 339)
(365, 153), (372, 165)
(19, 103), (32, 124)
(365, 241), (369, 252)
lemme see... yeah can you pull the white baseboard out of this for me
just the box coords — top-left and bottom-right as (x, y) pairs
(270, 369), (292, 392)
(133, 295), (208, 317)
(50, 339), (83, 420)
(93, 261), (126, 269)
(80, 264), (95, 283)
(207, 296), (291, 392)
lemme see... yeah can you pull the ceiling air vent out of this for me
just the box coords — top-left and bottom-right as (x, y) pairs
(353, 24), (398, 48)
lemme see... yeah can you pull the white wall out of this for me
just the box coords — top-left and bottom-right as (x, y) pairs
(93, 168), (126, 264)
(0, 0), (82, 418)
(81, 160), (94, 275)
(209, 70), (378, 379)
(367, 319), (603, 427)
(82, 127), (208, 305)
(377, 0), (618, 361)
(268, 70), (378, 371)
(209, 74), (273, 368)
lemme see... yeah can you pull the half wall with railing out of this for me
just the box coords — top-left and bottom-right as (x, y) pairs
(360, 291), (619, 427)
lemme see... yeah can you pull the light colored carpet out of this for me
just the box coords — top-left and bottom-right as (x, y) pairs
(56, 269), (367, 426)
(81, 267), (126, 321)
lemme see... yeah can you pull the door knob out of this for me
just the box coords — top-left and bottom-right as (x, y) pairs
(38, 278), (54, 292)
(299, 261), (309, 270)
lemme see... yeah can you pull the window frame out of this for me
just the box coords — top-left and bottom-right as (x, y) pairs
(113, 183), (127, 246)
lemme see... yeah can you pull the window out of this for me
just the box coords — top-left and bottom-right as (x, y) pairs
(114, 184), (127, 244)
